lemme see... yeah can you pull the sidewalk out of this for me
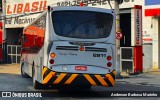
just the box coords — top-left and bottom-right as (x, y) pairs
(0, 64), (20, 74)
(117, 69), (160, 87)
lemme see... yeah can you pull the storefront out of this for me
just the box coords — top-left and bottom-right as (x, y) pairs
(4, 0), (47, 63)
(144, 0), (160, 70)
(3, 0), (157, 72)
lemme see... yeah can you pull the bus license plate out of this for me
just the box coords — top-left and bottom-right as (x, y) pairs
(75, 66), (87, 71)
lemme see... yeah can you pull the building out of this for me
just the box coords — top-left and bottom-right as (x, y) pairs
(144, 0), (160, 70)
(2, 0), (160, 72)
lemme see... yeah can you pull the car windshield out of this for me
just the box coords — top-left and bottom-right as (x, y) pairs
(52, 11), (113, 39)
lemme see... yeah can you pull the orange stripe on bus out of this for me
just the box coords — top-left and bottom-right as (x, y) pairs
(95, 75), (108, 86)
(113, 70), (116, 76)
(53, 73), (66, 84)
(43, 71), (55, 84)
(42, 67), (48, 76)
(105, 74), (115, 86)
(64, 74), (78, 84)
(84, 74), (97, 86)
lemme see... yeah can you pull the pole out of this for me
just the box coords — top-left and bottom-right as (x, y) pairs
(2, 0), (6, 63)
(114, 0), (121, 78)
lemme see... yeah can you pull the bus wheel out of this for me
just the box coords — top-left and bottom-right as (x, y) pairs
(32, 65), (42, 89)
(21, 62), (30, 78)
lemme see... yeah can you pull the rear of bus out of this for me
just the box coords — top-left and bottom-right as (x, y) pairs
(42, 6), (116, 88)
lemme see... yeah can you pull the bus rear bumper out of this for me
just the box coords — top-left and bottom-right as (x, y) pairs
(42, 66), (116, 87)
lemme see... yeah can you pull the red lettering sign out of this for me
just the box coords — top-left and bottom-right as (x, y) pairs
(6, 1), (47, 14)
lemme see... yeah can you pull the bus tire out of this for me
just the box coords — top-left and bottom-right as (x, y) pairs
(32, 65), (42, 89)
(21, 62), (30, 78)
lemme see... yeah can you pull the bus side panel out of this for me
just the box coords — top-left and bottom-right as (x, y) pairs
(21, 13), (47, 81)
(43, 11), (53, 69)
(33, 47), (44, 83)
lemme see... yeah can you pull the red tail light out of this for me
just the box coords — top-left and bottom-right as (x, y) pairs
(107, 62), (112, 67)
(50, 59), (54, 64)
(107, 56), (112, 61)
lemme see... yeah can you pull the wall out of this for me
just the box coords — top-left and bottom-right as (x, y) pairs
(4, 0), (136, 28)
(143, 0), (160, 69)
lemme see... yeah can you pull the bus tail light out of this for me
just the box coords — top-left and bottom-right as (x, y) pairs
(107, 56), (112, 61)
(50, 53), (56, 58)
(107, 62), (112, 67)
(50, 59), (54, 64)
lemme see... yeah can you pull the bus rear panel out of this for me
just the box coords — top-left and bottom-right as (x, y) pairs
(42, 7), (116, 87)
(21, 6), (116, 88)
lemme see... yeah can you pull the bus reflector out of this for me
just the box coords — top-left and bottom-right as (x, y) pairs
(107, 56), (112, 61)
(107, 62), (112, 67)
(50, 59), (54, 64)
(50, 53), (56, 58)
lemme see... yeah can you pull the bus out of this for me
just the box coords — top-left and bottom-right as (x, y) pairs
(20, 6), (116, 89)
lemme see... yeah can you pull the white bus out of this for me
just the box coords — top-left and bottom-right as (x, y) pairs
(20, 6), (116, 89)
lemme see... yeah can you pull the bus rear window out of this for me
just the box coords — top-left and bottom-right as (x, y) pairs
(52, 11), (113, 39)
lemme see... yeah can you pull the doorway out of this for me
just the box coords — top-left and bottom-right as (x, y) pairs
(6, 28), (23, 63)
(120, 13), (131, 47)
(119, 13), (133, 74)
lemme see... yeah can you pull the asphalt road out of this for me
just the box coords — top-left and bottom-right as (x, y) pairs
(0, 64), (160, 100)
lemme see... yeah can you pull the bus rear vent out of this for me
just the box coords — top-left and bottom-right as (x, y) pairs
(85, 47), (107, 52)
(56, 46), (78, 51)
(56, 46), (107, 52)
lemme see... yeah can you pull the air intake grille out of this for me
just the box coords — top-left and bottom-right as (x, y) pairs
(56, 46), (107, 52)
(56, 46), (78, 51)
(85, 47), (107, 52)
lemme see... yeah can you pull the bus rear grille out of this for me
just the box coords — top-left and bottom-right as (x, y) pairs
(56, 46), (78, 51)
(56, 46), (107, 52)
(85, 47), (107, 52)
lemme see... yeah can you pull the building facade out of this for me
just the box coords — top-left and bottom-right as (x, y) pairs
(2, 0), (160, 71)
(144, 0), (160, 70)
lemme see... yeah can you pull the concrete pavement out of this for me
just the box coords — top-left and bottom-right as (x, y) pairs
(0, 64), (160, 88)
(0, 64), (160, 100)
(117, 69), (160, 88)
(0, 64), (20, 74)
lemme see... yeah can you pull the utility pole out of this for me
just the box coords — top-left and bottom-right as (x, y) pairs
(114, 0), (122, 78)
(2, 0), (6, 63)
